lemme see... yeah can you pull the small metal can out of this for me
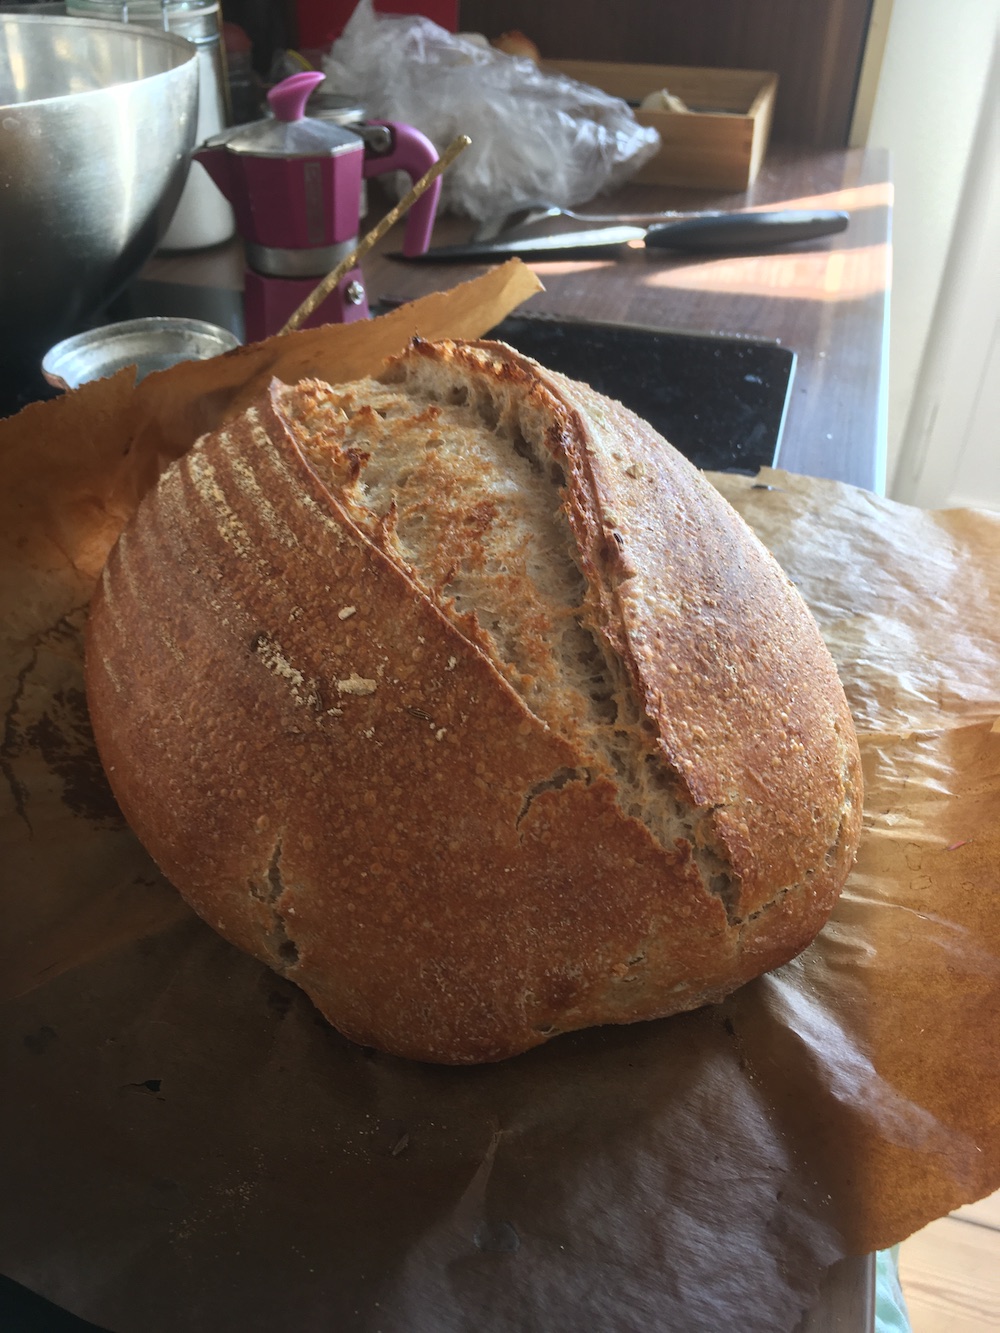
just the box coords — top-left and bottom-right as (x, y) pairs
(42, 317), (241, 391)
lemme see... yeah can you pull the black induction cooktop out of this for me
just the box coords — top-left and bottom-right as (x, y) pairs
(483, 313), (795, 474)
(2, 281), (795, 476)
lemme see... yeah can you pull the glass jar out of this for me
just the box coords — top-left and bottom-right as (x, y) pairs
(65, 0), (235, 249)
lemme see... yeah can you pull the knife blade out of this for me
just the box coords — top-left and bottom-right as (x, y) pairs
(394, 209), (849, 263)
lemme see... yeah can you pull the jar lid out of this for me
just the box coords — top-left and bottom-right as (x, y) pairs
(65, 0), (220, 19)
(42, 318), (240, 391)
(304, 91), (367, 126)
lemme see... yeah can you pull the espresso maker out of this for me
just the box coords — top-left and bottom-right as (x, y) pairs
(195, 71), (441, 341)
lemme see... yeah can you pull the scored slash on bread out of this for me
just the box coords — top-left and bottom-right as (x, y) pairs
(84, 338), (863, 1064)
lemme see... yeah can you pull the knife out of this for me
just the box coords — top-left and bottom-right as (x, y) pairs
(394, 209), (849, 262)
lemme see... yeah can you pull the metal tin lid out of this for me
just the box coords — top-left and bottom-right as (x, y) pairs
(41, 317), (240, 391)
(305, 91), (367, 126)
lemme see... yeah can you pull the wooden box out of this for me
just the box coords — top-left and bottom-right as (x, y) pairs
(543, 60), (778, 191)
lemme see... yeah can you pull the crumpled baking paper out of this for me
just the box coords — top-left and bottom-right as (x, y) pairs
(1, 266), (998, 1332)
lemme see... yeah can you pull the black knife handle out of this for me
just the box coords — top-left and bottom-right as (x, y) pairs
(644, 209), (849, 252)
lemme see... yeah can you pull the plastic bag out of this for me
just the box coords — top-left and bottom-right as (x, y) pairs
(321, 0), (660, 222)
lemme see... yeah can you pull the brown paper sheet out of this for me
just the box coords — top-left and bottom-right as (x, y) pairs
(2, 273), (999, 1332)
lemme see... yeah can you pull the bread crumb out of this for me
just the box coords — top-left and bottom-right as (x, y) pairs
(337, 673), (378, 696)
(338, 606), (357, 620)
(253, 634), (320, 708)
(435, 728), (447, 741)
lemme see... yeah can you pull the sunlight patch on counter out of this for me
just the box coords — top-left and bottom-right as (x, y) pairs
(639, 242), (889, 303)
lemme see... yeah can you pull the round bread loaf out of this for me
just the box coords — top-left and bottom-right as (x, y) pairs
(85, 338), (863, 1064)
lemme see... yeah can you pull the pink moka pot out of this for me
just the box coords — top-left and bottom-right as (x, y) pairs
(195, 71), (440, 341)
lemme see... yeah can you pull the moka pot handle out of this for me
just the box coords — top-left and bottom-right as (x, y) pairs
(363, 121), (441, 257)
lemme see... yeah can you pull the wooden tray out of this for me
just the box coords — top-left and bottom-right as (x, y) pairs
(545, 59), (778, 190)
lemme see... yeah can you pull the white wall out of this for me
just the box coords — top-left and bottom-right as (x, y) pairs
(890, 38), (1000, 510)
(863, 0), (999, 497)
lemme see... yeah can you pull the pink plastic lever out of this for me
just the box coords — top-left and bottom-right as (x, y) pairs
(363, 121), (441, 257)
(268, 70), (326, 123)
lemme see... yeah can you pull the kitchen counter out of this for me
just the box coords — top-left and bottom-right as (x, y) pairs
(146, 144), (891, 494)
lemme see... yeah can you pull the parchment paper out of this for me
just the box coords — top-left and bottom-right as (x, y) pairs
(2, 267), (999, 1333)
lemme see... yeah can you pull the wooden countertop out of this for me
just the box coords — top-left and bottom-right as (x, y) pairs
(148, 145), (891, 494)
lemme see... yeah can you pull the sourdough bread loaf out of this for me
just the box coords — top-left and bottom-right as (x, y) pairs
(85, 338), (863, 1064)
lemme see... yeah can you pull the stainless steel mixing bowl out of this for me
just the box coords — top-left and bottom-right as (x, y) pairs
(0, 14), (199, 370)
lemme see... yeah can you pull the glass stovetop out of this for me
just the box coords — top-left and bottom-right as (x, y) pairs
(483, 312), (795, 474)
(2, 280), (795, 476)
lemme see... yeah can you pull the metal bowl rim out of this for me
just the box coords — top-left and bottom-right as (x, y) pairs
(0, 13), (197, 112)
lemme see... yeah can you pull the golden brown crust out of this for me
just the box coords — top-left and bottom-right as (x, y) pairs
(538, 365), (862, 917)
(85, 339), (862, 1064)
